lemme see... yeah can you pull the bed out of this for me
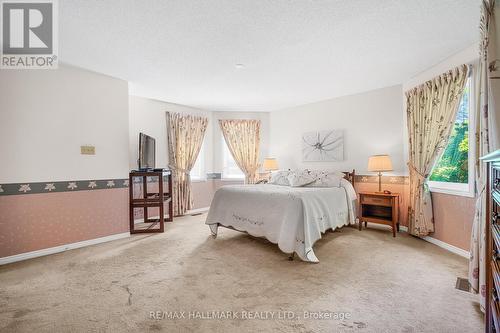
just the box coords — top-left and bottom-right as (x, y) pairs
(205, 170), (356, 263)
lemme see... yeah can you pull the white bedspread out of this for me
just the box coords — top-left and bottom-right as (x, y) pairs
(205, 180), (357, 263)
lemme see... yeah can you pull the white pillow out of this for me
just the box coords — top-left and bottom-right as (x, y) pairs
(287, 169), (317, 187)
(268, 170), (291, 186)
(306, 170), (343, 187)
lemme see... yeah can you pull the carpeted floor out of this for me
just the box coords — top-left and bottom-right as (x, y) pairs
(0, 214), (483, 333)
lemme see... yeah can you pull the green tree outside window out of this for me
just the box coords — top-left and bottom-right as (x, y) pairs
(429, 80), (470, 183)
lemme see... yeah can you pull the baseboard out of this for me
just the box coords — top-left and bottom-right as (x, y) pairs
(363, 223), (469, 258)
(0, 232), (130, 265)
(421, 235), (470, 258)
(187, 207), (210, 215)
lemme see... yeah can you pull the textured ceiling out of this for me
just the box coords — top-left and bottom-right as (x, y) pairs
(60, 0), (480, 111)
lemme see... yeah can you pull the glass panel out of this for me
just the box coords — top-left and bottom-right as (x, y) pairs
(222, 139), (245, 179)
(190, 143), (205, 180)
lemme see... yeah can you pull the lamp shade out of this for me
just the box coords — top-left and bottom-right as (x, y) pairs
(263, 158), (279, 171)
(367, 155), (393, 172)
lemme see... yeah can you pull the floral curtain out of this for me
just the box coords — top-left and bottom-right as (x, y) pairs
(406, 64), (469, 236)
(469, 0), (499, 312)
(219, 119), (261, 184)
(166, 112), (208, 216)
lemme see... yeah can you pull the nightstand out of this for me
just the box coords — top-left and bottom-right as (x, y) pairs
(358, 192), (400, 237)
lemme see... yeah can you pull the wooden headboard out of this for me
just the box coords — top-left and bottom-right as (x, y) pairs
(342, 169), (355, 187)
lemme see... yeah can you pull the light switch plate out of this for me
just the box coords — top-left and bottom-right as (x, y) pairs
(81, 145), (95, 155)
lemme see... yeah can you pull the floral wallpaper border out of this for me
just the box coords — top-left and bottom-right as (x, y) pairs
(0, 178), (130, 196)
(0, 176), (176, 196)
(0, 174), (408, 196)
(354, 175), (408, 185)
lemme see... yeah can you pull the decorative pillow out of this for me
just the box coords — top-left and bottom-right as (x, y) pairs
(268, 170), (291, 186)
(306, 170), (343, 187)
(287, 169), (317, 187)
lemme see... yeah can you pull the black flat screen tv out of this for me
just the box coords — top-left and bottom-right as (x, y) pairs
(138, 133), (155, 170)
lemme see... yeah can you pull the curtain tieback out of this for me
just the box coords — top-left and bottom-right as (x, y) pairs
(168, 165), (190, 175)
(476, 181), (486, 197)
(407, 162), (427, 181)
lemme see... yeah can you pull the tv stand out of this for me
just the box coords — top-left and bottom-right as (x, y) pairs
(129, 170), (173, 233)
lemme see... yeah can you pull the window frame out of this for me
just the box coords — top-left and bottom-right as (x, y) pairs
(427, 74), (475, 198)
(221, 137), (245, 180)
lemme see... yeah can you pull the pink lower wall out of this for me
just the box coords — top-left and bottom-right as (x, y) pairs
(191, 179), (244, 209)
(0, 181), (211, 259)
(431, 193), (475, 251)
(191, 181), (217, 209)
(129, 179), (242, 221)
(0, 188), (129, 258)
(355, 181), (474, 252)
(0, 178), (474, 259)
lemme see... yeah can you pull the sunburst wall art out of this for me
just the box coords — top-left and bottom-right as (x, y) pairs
(302, 130), (344, 162)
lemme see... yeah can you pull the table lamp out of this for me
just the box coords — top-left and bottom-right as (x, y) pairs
(367, 155), (393, 192)
(262, 158), (279, 180)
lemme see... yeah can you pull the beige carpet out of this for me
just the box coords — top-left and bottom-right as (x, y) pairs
(0, 214), (483, 332)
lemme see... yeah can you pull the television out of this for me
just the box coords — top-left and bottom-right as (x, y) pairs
(138, 133), (156, 170)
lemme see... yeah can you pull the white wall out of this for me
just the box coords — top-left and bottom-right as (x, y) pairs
(129, 96), (271, 175)
(128, 96), (214, 171)
(0, 64), (129, 183)
(269, 85), (404, 175)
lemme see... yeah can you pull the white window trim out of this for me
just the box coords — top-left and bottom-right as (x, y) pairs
(427, 180), (474, 198)
(428, 72), (475, 198)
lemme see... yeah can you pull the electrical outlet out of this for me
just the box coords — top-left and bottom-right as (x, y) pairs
(80, 145), (95, 155)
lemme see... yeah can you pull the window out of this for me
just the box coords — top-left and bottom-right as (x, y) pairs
(222, 138), (245, 179)
(428, 77), (474, 197)
(190, 143), (205, 181)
